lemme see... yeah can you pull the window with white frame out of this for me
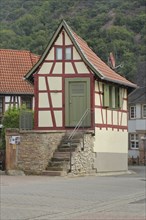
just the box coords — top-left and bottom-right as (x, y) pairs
(130, 133), (139, 149)
(65, 47), (72, 60)
(56, 46), (72, 60)
(56, 47), (62, 60)
(142, 104), (146, 118)
(130, 106), (136, 119)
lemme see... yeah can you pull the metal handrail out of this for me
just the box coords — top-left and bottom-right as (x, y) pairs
(68, 108), (90, 141)
(67, 108), (90, 172)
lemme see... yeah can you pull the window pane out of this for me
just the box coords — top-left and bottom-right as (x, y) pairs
(109, 86), (112, 108)
(115, 87), (119, 108)
(103, 84), (109, 107)
(135, 134), (138, 140)
(130, 134), (134, 140)
(0, 97), (3, 113)
(135, 142), (139, 148)
(71, 83), (85, 94)
(130, 106), (136, 119)
(131, 142), (135, 148)
(21, 97), (32, 109)
(130, 133), (139, 149)
(65, 47), (72, 60)
(56, 48), (62, 60)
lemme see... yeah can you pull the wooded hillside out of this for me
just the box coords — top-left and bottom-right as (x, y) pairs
(0, 0), (146, 81)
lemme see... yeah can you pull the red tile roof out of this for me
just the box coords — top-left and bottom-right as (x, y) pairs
(25, 20), (136, 88)
(71, 30), (136, 87)
(0, 49), (39, 94)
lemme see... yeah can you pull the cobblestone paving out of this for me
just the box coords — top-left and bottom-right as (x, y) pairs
(0, 166), (146, 220)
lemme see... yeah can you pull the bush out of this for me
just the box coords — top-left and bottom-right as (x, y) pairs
(0, 105), (33, 149)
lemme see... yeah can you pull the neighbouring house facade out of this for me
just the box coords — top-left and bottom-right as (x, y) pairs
(24, 20), (136, 173)
(0, 49), (39, 127)
(128, 62), (146, 164)
(0, 49), (38, 169)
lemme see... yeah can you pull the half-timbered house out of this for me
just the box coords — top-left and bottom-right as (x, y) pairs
(0, 49), (39, 127)
(25, 20), (136, 173)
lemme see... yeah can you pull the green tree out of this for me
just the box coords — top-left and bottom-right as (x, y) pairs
(0, 106), (20, 149)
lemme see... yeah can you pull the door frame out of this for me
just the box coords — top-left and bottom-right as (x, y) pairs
(65, 77), (91, 127)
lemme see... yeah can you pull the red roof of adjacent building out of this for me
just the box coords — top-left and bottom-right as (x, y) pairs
(0, 49), (39, 94)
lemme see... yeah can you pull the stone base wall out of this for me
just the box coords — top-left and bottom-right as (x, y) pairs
(5, 129), (65, 174)
(71, 134), (96, 175)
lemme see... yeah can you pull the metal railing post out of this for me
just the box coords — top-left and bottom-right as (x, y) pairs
(69, 141), (72, 172)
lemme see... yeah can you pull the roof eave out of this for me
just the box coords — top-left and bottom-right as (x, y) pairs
(0, 92), (34, 95)
(102, 76), (137, 88)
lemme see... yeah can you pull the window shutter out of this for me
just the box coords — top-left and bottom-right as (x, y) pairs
(19, 111), (33, 130)
(103, 84), (109, 107)
(112, 86), (116, 108)
(119, 88), (123, 108)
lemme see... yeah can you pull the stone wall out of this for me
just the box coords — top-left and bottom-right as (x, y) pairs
(139, 139), (146, 165)
(5, 129), (65, 174)
(71, 133), (96, 175)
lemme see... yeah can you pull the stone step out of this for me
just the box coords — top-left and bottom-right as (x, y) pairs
(48, 161), (65, 167)
(57, 147), (76, 152)
(63, 132), (83, 139)
(53, 152), (71, 158)
(46, 166), (64, 171)
(59, 142), (78, 148)
(42, 170), (66, 176)
(52, 157), (70, 162)
(62, 139), (81, 145)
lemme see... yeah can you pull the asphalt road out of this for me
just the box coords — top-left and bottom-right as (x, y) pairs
(0, 166), (146, 220)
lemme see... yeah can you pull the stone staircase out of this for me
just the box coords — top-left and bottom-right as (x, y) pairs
(42, 133), (83, 176)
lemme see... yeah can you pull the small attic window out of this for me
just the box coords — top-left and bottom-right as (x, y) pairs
(65, 47), (72, 60)
(56, 47), (62, 60)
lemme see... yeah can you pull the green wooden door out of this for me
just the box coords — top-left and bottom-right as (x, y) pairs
(65, 78), (91, 127)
